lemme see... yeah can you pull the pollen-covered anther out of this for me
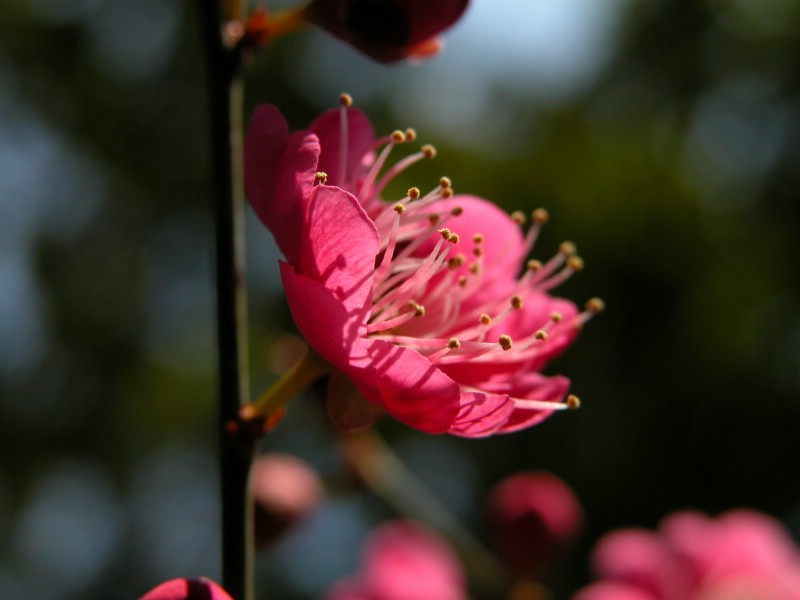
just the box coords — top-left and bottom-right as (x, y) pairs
(469, 263), (480, 274)
(535, 330), (548, 341)
(314, 171), (328, 185)
(527, 259), (543, 273)
(408, 301), (426, 317)
(511, 295), (523, 310)
(473, 246), (483, 257)
(448, 254), (465, 269)
(550, 311), (563, 323)
(499, 335), (513, 351)
(407, 187), (421, 200)
(421, 144), (436, 159)
(404, 128), (417, 143)
(532, 208), (550, 224)
(451, 206), (464, 216)
(441, 188), (453, 198)
(447, 337), (461, 349)
(448, 233), (460, 244)
(393, 202), (406, 214)
(458, 276), (468, 287)
(428, 213), (441, 225)
(438, 228), (453, 241)
(560, 241), (577, 256)
(480, 313), (492, 326)
(391, 130), (406, 143)
(567, 256), (585, 271)
(566, 395), (581, 410)
(339, 93), (353, 107)
(586, 297), (606, 314)
(511, 210), (526, 225)
(439, 176), (452, 189)
(473, 233), (484, 244)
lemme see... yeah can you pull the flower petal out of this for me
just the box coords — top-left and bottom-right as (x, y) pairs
(139, 578), (233, 600)
(360, 339), (461, 433)
(447, 391), (515, 438)
(309, 107), (376, 189)
(244, 104), (289, 227)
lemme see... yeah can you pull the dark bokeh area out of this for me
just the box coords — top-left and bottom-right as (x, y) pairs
(1, 1), (799, 599)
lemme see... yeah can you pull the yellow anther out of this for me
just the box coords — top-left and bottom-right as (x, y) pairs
(428, 214), (441, 225)
(393, 203), (406, 214)
(391, 130), (406, 143)
(567, 395), (581, 410)
(560, 241), (577, 256)
(449, 233), (460, 244)
(447, 337), (461, 349)
(480, 313), (492, 326)
(473, 246), (483, 257)
(586, 297), (605, 314)
(314, 172), (328, 185)
(438, 228), (453, 240)
(452, 206), (464, 216)
(568, 256), (585, 271)
(441, 188), (453, 198)
(550, 311), (563, 322)
(473, 233), (484, 244)
(511, 210), (526, 225)
(499, 335), (513, 351)
(439, 176), (452, 189)
(448, 254), (465, 269)
(511, 295), (523, 310)
(535, 330), (548, 341)
(421, 144), (436, 159)
(527, 259), (543, 272)
(404, 128), (417, 142)
(458, 275), (468, 287)
(407, 187), (420, 200)
(407, 301), (425, 317)
(532, 208), (549, 224)
(469, 263), (480, 274)
(339, 93), (353, 107)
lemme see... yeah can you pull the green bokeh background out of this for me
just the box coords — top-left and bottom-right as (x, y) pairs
(1, 1), (799, 598)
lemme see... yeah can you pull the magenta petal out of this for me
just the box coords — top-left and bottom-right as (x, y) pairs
(360, 339), (460, 433)
(139, 578), (233, 600)
(495, 374), (571, 434)
(572, 582), (659, 600)
(309, 108), (376, 188)
(447, 392), (515, 438)
(298, 185), (379, 310)
(244, 104), (289, 228)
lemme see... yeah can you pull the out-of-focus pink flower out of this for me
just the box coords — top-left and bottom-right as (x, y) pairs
(325, 520), (466, 600)
(139, 578), (233, 600)
(573, 509), (800, 600)
(245, 100), (599, 437)
(250, 453), (324, 548)
(488, 470), (583, 578)
(304, 0), (469, 62)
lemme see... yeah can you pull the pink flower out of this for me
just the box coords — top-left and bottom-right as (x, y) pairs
(250, 453), (324, 547)
(325, 520), (466, 600)
(304, 0), (469, 62)
(139, 578), (233, 600)
(245, 99), (599, 437)
(488, 470), (583, 578)
(573, 509), (800, 600)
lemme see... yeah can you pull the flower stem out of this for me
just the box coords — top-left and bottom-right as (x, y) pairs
(242, 349), (331, 421)
(198, 1), (252, 599)
(339, 429), (512, 598)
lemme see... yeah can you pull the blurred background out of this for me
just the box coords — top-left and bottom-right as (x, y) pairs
(1, 0), (800, 598)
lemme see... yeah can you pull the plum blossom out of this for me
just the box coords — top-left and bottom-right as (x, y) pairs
(139, 578), (233, 600)
(304, 0), (469, 62)
(488, 470), (583, 578)
(573, 509), (800, 600)
(325, 520), (466, 600)
(244, 97), (600, 437)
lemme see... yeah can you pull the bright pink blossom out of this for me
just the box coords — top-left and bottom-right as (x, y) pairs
(573, 509), (800, 600)
(304, 0), (469, 62)
(245, 101), (597, 437)
(325, 520), (465, 600)
(139, 578), (233, 600)
(488, 470), (583, 578)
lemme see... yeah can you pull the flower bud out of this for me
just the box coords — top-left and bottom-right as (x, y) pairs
(139, 578), (232, 600)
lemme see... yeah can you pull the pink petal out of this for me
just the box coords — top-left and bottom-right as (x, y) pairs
(139, 578), (233, 600)
(308, 108), (376, 189)
(494, 374), (571, 434)
(244, 104), (289, 228)
(297, 185), (379, 310)
(360, 339), (461, 434)
(447, 391), (515, 438)
(572, 582), (659, 600)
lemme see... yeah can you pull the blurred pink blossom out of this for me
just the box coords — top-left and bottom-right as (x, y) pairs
(245, 101), (597, 437)
(325, 520), (465, 600)
(573, 509), (800, 600)
(139, 578), (233, 600)
(488, 470), (583, 578)
(249, 453), (324, 547)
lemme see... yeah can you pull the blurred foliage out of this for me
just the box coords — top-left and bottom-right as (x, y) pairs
(1, 0), (799, 599)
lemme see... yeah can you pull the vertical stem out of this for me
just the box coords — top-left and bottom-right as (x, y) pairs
(198, 2), (253, 599)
